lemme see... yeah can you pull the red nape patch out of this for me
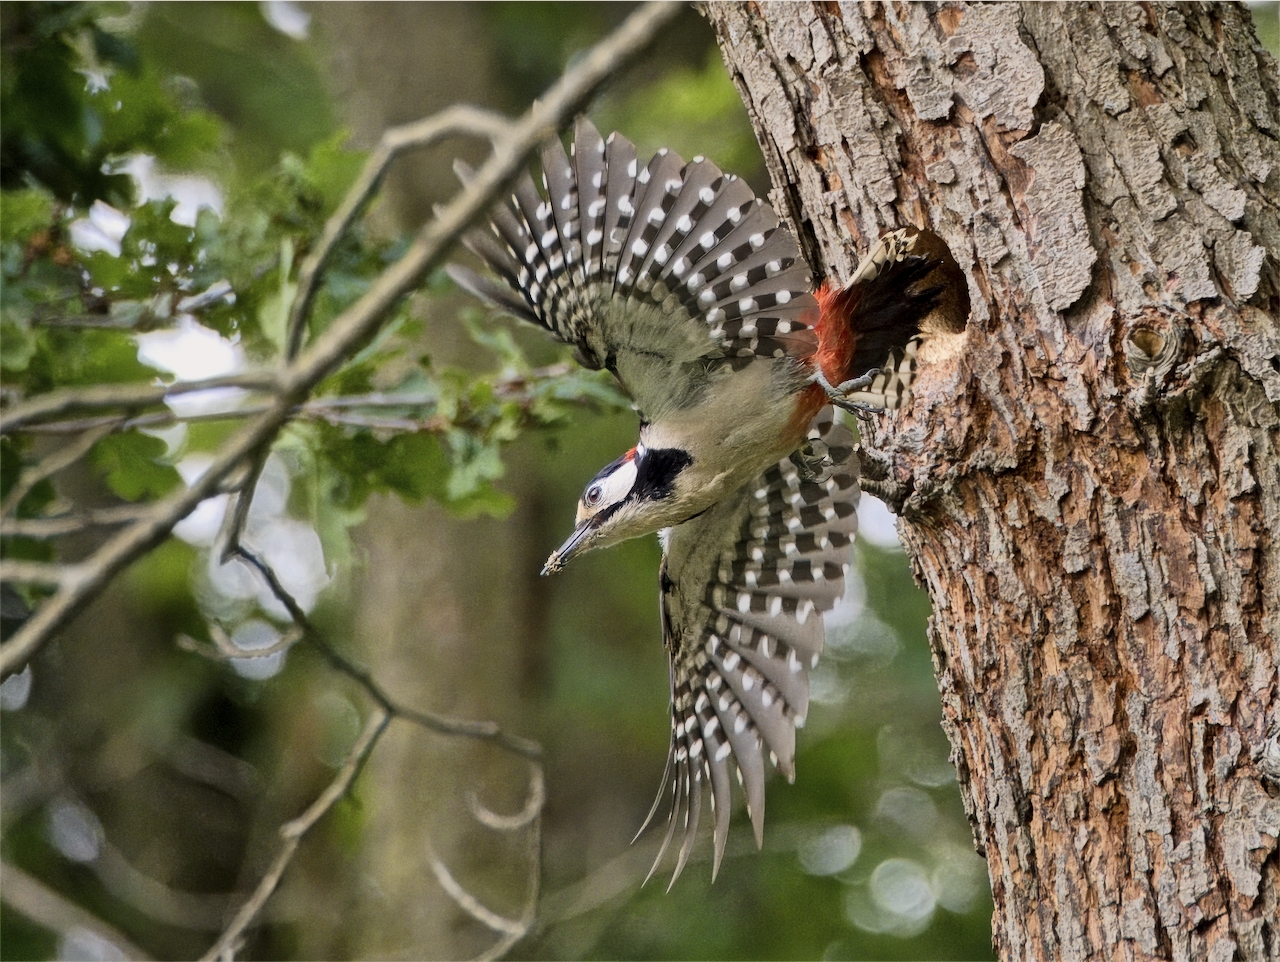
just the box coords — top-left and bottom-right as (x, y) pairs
(812, 280), (862, 386)
(623, 447), (637, 462)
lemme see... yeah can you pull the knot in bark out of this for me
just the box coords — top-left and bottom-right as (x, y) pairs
(1122, 306), (1188, 409)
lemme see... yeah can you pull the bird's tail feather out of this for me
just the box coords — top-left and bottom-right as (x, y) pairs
(813, 227), (968, 410)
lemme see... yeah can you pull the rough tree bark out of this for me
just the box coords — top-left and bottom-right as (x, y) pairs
(707, 3), (1280, 960)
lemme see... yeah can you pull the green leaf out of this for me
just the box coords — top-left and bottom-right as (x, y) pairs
(445, 483), (515, 520)
(0, 188), (55, 244)
(465, 312), (529, 371)
(319, 428), (450, 509)
(256, 237), (296, 354)
(91, 431), (181, 502)
(94, 68), (222, 168)
(29, 327), (153, 388)
(303, 132), (364, 216)
(445, 434), (505, 500)
(0, 318), (36, 372)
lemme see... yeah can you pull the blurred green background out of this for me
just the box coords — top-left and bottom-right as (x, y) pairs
(4, 3), (1276, 960)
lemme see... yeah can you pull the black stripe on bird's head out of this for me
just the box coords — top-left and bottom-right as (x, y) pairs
(542, 444), (694, 575)
(576, 443), (694, 524)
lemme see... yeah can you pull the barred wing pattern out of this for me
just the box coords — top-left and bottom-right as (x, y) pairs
(648, 408), (859, 883)
(842, 230), (926, 411)
(448, 117), (821, 419)
(846, 338), (920, 411)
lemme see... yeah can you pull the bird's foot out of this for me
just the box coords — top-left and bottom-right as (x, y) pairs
(855, 444), (911, 513)
(790, 438), (836, 483)
(810, 370), (881, 415)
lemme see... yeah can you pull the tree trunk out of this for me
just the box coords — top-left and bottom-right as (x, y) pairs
(305, 8), (541, 958)
(707, 3), (1280, 959)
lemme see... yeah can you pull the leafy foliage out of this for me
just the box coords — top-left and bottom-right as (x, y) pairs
(1, 15), (619, 545)
(0, 2), (220, 204)
(90, 430), (180, 501)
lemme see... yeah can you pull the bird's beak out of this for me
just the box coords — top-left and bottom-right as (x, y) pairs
(541, 519), (594, 576)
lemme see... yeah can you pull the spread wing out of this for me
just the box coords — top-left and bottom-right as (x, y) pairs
(448, 117), (820, 421)
(643, 408), (859, 884)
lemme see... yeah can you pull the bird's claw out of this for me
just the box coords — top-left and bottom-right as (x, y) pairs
(810, 370), (880, 415)
(790, 438), (835, 483)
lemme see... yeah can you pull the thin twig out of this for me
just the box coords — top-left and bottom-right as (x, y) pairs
(34, 314), (143, 329)
(429, 851), (527, 937)
(16, 392), (436, 435)
(216, 449), (270, 565)
(209, 545), (544, 958)
(94, 841), (241, 931)
(475, 781), (542, 962)
(467, 765), (545, 831)
(285, 106), (513, 360)
(0, 0), (683, 681)
(0, 505), (153, 539)
(393, 704), (542, 760)
(199, 708), (390, 962)
(298, 391), (437, 409)
(199, 544), (542, 958)
(0, 561), (85, 587)
(176, 623), (303, 662)
(0, 860), (155, 962)
(14, 366), (578, 435)
(231, 545), (541, 760)
(0, 371), (279, 435)
(1, 423), (119, 517)
(304, 411), (449, 432)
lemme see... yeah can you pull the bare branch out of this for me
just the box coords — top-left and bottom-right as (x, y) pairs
(0, 506), (152, 539)
(197, 541), (544, 959)
(304, 411), (448, 432)
(94, 841), (241, 931)
(429, 850), (527, 937)
(491, 361), (574, 394)
(0, 860), (154, 962)
(476, 779), (542, 962)
(431, 764), (543, 960)
(0, 0), (683, 682)
(285, 105), (513, 360)
(216, 449), (271, 565)
(280, 0), (684, 391)
(1, 423), (118, 517)
(15, 392), (436, 435)
(16, 369), (571, 435)
(200, 708), (390, 962)
(34, 314), (144, 329)
(390, 705), (543, 761)
(0, 561), (85, 587)
(176, 623), (303, 662)
(232, 545), (542, 760)
(467, 763), (544, 831)
(0, 372), (279, 435)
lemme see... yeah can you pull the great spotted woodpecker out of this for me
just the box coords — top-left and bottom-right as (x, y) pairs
(448, 118), (960, 885)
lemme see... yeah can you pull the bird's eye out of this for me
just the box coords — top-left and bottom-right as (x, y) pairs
(585, 484), (603, 507)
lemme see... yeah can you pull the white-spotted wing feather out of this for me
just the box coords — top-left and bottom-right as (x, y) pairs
(448, 119), (820, 419)
(643, 408), (859, 883)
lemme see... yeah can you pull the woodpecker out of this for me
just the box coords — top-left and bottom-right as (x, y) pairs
(449, 118), (957, 885)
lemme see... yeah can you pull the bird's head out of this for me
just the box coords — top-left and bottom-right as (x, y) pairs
(541, 443), (694, 575)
